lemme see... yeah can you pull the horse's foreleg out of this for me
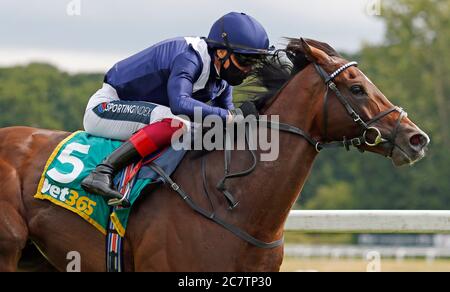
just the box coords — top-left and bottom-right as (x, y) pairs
(0, 204), (28, 271)
(0, 162), (28, 272)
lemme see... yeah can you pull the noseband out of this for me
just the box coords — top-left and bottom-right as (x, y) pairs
(270, 62), (407, 157)
(149, 60), (409, 250)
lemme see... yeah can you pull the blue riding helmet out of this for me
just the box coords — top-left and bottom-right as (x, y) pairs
(206, 12), (272, 55)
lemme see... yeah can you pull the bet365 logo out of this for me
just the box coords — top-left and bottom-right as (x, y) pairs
(41, 178), (71, 201)
(41, 178), (97, 216)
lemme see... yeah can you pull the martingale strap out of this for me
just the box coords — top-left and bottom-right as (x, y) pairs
(148, 162), (284, 249)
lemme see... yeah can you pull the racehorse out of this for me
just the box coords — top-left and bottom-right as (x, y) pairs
(0, 39), (429, 271)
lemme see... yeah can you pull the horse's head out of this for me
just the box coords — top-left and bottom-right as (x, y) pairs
(296, 39), (430, 166)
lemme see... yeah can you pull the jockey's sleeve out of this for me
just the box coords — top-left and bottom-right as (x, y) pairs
(167, 51), (229, 121)
(212, 84), (235, 110)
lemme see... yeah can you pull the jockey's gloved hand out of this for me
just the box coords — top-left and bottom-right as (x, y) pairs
(227, 101), (259, 123)
(239, 101), (259, 119)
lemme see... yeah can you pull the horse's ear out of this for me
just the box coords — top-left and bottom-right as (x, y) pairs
(301, 38), (332, 65)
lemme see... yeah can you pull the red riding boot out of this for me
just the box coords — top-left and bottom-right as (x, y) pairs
(81, 118), (184, 205)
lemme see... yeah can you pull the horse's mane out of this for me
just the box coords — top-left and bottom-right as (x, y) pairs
(238, 38), (342, 110)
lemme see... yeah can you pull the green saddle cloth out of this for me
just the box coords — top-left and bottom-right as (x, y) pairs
(35, 131), (152, 237)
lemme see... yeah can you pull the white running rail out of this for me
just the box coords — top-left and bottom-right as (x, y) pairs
(285, 210), (450, 233)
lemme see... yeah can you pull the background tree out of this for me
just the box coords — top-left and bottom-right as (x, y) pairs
(301, 0), (449, 210)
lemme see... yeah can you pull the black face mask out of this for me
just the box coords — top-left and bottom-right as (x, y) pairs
(218, 54), (248, 86)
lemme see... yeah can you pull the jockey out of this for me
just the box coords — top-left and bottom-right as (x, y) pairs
(81, 12), (271, 203)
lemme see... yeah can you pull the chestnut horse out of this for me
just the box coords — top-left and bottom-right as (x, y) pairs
(0, 39), (429, 271)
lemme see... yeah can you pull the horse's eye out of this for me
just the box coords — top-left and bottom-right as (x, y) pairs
(350, 85), (366, 96)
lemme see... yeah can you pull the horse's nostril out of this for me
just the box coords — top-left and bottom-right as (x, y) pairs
(410, 134), (427, 148)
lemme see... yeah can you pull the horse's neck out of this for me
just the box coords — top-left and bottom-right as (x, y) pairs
(239, 68), (322, 241)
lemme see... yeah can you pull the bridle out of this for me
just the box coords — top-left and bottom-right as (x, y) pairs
(149, 60), (409, 250)
(207, 61), (409, 247)
(268, 61), (408, 157)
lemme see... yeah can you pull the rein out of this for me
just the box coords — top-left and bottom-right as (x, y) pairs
(151, 60), (407, 249)
(148, 160), (283, 249)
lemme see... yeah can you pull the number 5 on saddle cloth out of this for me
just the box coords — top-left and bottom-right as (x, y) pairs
(34, 131), (186, 237)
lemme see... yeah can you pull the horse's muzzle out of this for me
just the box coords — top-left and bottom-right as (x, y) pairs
(391, 125), (430, 166)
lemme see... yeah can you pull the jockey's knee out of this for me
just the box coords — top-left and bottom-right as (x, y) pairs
(83, 102), (190, 142)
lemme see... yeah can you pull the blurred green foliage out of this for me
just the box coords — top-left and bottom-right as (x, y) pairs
(0, 63), (102, 131)
(301, 0), (450, 210)
(0, 0), (448, 210)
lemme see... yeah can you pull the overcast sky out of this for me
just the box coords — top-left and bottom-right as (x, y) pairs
(0, 0), (385, 73)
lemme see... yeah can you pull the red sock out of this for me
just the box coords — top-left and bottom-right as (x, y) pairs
(129, 118), (185, 157)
